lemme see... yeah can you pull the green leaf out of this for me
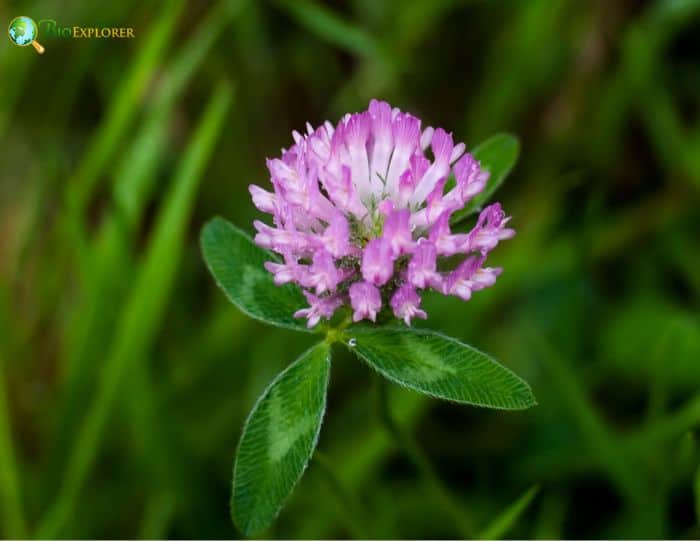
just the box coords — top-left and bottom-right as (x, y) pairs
(451, 133), (520, 225)
(201, 217), (309, 332)
(345, 328), (536, 410)
(232, 342), (331, 535)
(478, 485), (540, 539)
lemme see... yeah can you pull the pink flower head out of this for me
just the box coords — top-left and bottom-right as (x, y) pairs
(250, 100), (514, 327)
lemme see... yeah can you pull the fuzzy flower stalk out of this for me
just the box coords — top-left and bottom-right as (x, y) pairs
(250, 100), (514, 328)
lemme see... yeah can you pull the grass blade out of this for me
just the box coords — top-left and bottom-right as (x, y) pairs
(35, 81), (233, 538)
(0, 356), (26, 538)
(274, 0), (379, 58)
(53, 0), (245, 449)
(65, 0), (186, 216)
(478, 485), (539, 539)
(114, 0), (248, 224)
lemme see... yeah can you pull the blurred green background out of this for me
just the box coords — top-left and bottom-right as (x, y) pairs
(1, 0), (700, 538)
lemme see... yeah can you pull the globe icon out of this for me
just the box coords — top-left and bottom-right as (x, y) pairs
(8, 16), (45, 53)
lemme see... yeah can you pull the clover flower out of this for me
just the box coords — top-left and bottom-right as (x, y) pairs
(249, 100), (514, 328)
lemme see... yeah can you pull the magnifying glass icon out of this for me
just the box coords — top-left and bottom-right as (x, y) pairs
(8, 16), (45, 54)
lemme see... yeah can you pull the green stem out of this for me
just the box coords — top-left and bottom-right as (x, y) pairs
(324, 313), (352, 344)
(374, 375), (474, 538)
(313, 450), (369, 538)
(0, 358), (26, 538)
